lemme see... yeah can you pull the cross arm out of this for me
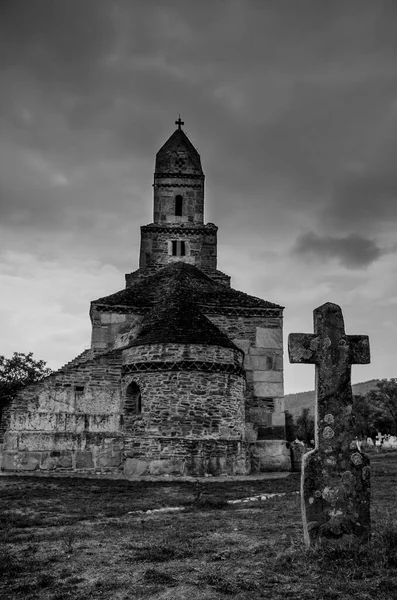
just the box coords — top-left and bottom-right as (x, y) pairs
(348, 334), (370, 365)
(288, 333), (319, 364)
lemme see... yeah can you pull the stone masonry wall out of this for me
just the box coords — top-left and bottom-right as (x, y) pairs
(1, 352), (124, 476)
(121, 342), (247, 477)
(153, 180), (204, 225)
(90, 310), (144, 353)
(121, 370), (245, 441)
(205, 314), (285, 440)
(1, 341), (249, 478)
(90, 308), (285, 442)
(139, 225), (217, 272)
(123, 342), (242, 365)
(122, 343), (245, 442)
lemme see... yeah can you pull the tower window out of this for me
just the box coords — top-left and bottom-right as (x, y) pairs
(175, 195), (183, 216)
(172, 240), (186, 256)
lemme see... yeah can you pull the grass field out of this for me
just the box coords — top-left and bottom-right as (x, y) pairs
(1, 450), (397, 599)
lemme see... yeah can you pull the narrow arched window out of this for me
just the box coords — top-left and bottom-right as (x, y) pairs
(175, 195), (183, 216)
(125, 382), (141, 416)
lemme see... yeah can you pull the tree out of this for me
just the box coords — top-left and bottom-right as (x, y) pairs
(285, 410), (296, 442)
(0, 352), (52, 411)
(295, 408), (315, 446)
(364, 379), (397, 436)
(352, 394), (378, 440)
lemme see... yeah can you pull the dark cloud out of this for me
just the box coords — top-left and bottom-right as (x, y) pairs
(0, 0), (113, 86)
(1, 0), (397, 259)
(293, 232), (384, 268)
(322, 154), (397, 233)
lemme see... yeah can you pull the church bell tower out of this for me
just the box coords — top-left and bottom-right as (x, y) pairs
(138, 118), (226, 282)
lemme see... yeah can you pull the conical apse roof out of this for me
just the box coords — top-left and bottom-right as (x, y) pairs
(127, 283), (238, 349)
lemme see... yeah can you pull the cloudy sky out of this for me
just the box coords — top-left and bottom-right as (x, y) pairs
(1, 0), (396, 394)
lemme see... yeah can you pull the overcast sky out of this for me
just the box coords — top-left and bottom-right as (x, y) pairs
(1, 0), (396, 394)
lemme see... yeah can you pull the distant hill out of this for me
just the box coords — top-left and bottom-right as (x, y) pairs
(284, 379), (381, 417)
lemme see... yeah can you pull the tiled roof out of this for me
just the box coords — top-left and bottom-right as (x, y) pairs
(92, 262), (283, 311)
(127, 285), (238, 349)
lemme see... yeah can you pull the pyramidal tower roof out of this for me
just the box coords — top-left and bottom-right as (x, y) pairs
(155, 118), (203, 175)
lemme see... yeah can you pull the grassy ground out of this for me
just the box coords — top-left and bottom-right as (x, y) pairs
(1, 450), (397, 599)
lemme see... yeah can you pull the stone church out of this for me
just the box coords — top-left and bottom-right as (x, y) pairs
(1, 120), (290, 478)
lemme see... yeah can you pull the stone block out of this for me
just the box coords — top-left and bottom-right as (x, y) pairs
(246, 408), (272, 426)
(96, 451), (122, 468)
(18, 432), (84, 451)
(185, 455), (206, 477)
(40, 452), (60, 470)
(245, 423), (258, 442)
(249, 356), (274, 370)
(124, 458), (149, 478)
(56, 413), (67, 431)
(252, 370), (283, 383)
(249, 440), (291, 472)
(245, 370), (254, 382)
(2, 432), (19, 450)
(1, 452), (18, 471)
(272, 412), (286, 427)
(235, 456), (249, 475)
(214, 456), (226, 475)
(18, 452), (41, 471)
(89, 414), (120, 433)
(75, 451), (94, 469)
(10, 412), (29, 430)
(148, 459), (185, 476)
(244, 356), (252, 370)
(274, 397), (285, 412)
(254, 382), (284, 397)
(74, 415), (86, 433)
(248, 347), (268, 356)
(232, 339), (251, 354)
(58, 451), (73, 468)
(256, 327), (283, 349)
(101, 313), (126, 324)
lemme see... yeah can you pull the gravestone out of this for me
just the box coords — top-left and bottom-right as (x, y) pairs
(288, 302), (371, 547)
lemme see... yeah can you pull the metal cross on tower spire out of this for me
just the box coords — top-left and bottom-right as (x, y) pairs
(175, 115), (184, 129)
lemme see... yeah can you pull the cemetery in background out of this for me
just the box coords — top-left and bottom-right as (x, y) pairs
(286, 378), (397, 447)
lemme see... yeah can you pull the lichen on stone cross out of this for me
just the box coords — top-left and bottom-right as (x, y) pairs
(288, 302), (371, 547)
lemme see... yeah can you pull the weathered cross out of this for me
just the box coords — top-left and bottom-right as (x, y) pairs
(175, 115), (184, 129)
(288, 302), (371, 547)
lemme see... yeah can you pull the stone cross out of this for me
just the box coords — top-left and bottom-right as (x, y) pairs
(288, 302), (371, 547)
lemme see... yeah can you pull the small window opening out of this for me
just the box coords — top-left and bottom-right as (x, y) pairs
(75, 385), (84, 400)
(125, 381), (141, 415)
(172, 240), (186, 256)
(175, 195), (183, 216)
